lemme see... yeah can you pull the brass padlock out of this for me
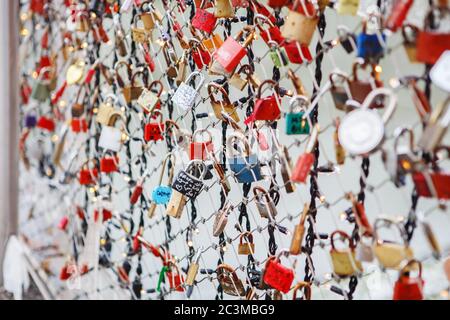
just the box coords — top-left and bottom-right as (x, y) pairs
(292, 281), (312, 300)
(96, 94), (117, 125)
(330, 230), (363, 277)
(402, 24), (418, 63)
(132, 14), (148, 43)
(290, 202), (310, 255)
(373, 216), (414, 269)
(215, 0), (234, 18)
(207, 82), (240, 122)
(238, 232), (255, 255)
(114, 61), (133, 104)
(166, 190), (187, 219)
(281, 0), (318, 45)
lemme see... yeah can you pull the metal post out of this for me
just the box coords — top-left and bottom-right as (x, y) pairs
(0, 0), (20, 286)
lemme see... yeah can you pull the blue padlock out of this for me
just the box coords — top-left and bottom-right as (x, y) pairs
(286, 95), (311, 135)
(25, 114), (37, 128)
(152, 186), (172, 205)
(357, 31), (386, 61)
(227, 133), (262, 183)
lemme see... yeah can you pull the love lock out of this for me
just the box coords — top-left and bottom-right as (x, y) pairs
(286, 95), (311, 135)
(338, 88), (397, 156)
(226, 132), (262, 183)
(98, 111), (128, 153)
(172, 71), (205, 111)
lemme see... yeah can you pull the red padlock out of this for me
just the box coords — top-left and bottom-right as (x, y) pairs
(348, 193), (373, 236)
(190, 129), (214, 160)
(214, 28), (256, 72)
(191, 3), (217, 34)
(263, 250), (295, 293)
(144, 113), (165, 142)
(267, 0), (289, 8)
(130, 183), (144, 205)
(30, 0), (46, 15)
(283, 41), (313, 64)
(412, 171), (450, 200)
(393, 259), (424, 300)
(71, 118), (88, 133)
(245, 80), (281, 125)
(255, 14), (284, 45)
(166, 263), (185, 292)
(100, 155), (119, 173)
(190, 39), (212, 69)
(94, 208), (113, 223)
(384, 0), (413, 32)
(37, 116), (55, 132)
(58, 216), (69, 231)
(78, 160), (99, 185)
(292, 124), (319, 183)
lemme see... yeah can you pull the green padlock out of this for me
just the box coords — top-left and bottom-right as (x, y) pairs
(31, 67), (52, 102)
(286, 95), (311, 135)
(269, 42), (289, 68)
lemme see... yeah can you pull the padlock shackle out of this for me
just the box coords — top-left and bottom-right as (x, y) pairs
(399, 259), (422, 279)
(184, 71), (205, 91)
(329, 71), (348, 88)
(149, 80), (164, 96)
(192, 128), (213, 144)
(226, 132), (251, 157)
(288, 95), (310, 114)
(252, 186), (271, 203)
(393, 126), (415, 154)
(186, 160), (208, 180)
(401, 24), (419, 44)
(114, 61), (132, 87)
(330, 230), (355, 250)
(351, 58), (381, 83)
(292, 281), (312, 300)
(373, 216), (409, 245)
(131, 70), (148, 87)
(257, 79), (279, 99)
(361, 88), (397, 124)
(207, 82), (232, 106)
(239, 232), (253, 244)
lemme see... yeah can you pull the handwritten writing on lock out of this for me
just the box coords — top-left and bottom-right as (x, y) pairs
(172, 171), (204, 199)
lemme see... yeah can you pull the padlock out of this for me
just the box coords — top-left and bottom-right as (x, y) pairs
(114, 61), (133, 104)
(190, 39), (212, 69)
(421, 220), (441, 259)
(292, 281), (312, 300)
(191, 1), (217, 34)
(290, 202), (310, 255)
(186, 247), (203, 288)
(98, 111), (127, 153)
(166, 262), (185, 292)
(255, 14), (285, 45)
(416, 7), (450, 65)
(267, 0), (289, 7)
(31, 67), (52, 102)
(172, 71), (205, 110)
(245, 80), (281, 125)
(150, 154), (175, 217)
(25, 114), (37, 128)
(384, 0), (413, 32)
(330, 72), (350, 112)
(291, 124), (319, 183)
(96, 94), (117, 126)
(373, 217), (414, 269)
(269, 42), (289, 68)
(348, 59), (384, 109)
(139, 1), (159, 31)
(137, 80), (164, 114)
(336, 0), (359, 15)
(227, 132), (263, 183)
(213, 28), (256, 72)
(76, 11), (90, 32)
(288, 68), (308, 96)
(216, 264), (246, 296)
(71, 86), (86, 118)
(393, 259), (424, 300)
(215, 0), (234, 18)
(114, 17), (128, 57)
(356, 16), (386, 62)
(229, 64), (256, 91)
(355, 234), (375, 262)
(171, 160), (207, 199)
(401, 24), (419, 62)
(238, 232), (255, 255)
(132, 14), (148, 43)
(175, 51), (188, 86)
(283, 41), (313, 65)
(78, 159), (99, 186)
(347, 193), (373, 236)
(286, 95), (311, 135)
(417, 97), (450, 153)
(37, 116), (56, 132)
(281, 0), (318, 45)
(263, 250), (295, 294)
(166, 190), (187, 219)
(253, 187), (278, 220)
(334, 118), (346, 165)
(339, 88), (397, 156)
(330, 230), (363, 277)
(213, 202), (232, 237)
(100, 154), (119, 174)
(208, 82), (240, 122)
(144, 111), (165, 142)
(190, 129), (214, 160)
(71, 118), (88, 133)
(128, 71), (147, 103)
(202, 33), (224, 53)
(66, 59), (85, 86)
(412, 170), (450, 200)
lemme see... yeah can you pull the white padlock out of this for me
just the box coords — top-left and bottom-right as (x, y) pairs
(98, 112), (127, 152)
(171, 71), (205, 111)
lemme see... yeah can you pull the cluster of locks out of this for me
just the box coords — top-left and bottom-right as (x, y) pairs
(18, 0), (450, 300)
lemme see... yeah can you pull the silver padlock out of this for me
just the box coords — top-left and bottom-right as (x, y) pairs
(171, 71), (205, 111)
(253, 186), (278, 220)
(417, 97), (450, 153)
(355, 234), (374, 262)
(338, 88), (397, 156)
(98, 112), (127, 152)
